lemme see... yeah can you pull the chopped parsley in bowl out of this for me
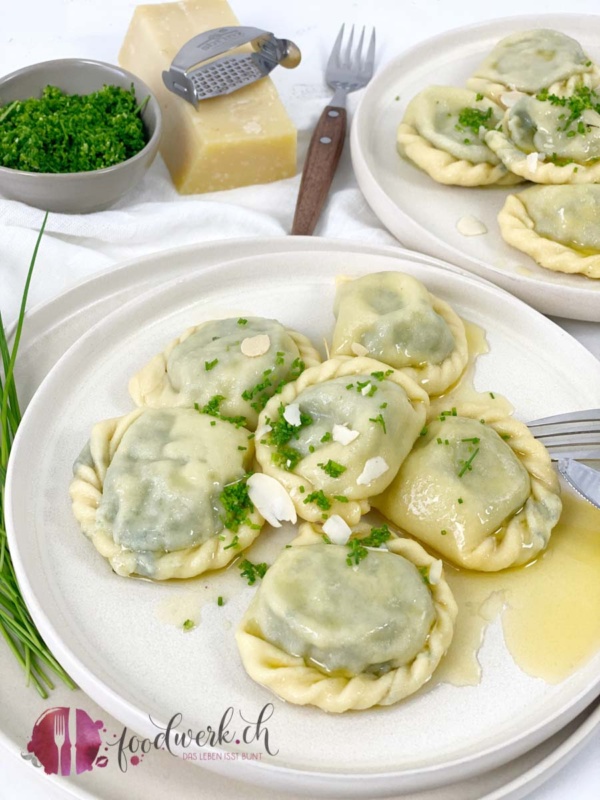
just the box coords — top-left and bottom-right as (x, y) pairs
(0, 58), (161, 213)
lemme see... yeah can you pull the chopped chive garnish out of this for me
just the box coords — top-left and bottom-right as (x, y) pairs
(318, 459), (346, 478)
(219, 477), (254, 532)
(458, 447), (480, 478)
(217, 596), (224, 607)
(303, 491), (331, 510)
(223, 534), (240, 550)
(369, 414), (387, 433)
(205, 358), (218, 371)
(239, 559), (268, 585)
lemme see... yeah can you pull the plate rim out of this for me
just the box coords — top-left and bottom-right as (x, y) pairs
(6, 246), (600, 797)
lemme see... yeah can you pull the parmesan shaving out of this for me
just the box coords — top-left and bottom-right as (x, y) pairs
(332, 424), (360, 446)
(282, 403), (302, 426)
(247, 474), (296, 528)
(456, 215), (487, 237)
(241, 334), (271, 357)
(322, 515), (352, 545)
(356, 456), (389, 486)
(526, 152), (539, 173)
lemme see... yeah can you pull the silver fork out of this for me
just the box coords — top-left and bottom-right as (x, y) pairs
(54, 712), (66, 777)
(291, 24), (376, 236)
(527, 409), (600, 509)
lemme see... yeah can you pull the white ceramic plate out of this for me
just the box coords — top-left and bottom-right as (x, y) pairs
(6, 249), (600, 798)
(2, 238), (599, 800)
(3, 237), (599, 800)
(350, 13), (600, 322)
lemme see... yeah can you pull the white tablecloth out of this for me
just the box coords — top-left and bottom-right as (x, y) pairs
(1, 1), (599, 797)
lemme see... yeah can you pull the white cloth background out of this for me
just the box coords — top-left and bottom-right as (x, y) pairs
(1, 1), (600, 798)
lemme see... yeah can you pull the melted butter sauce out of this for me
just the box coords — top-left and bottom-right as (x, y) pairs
(429, 319), (600, 686)
(439, 488), (600, 686)
(154, 558), (246, 630)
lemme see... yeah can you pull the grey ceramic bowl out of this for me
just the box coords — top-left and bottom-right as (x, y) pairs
(0, 58), (162, 213)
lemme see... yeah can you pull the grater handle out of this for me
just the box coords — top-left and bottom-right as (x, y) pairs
(291, 106), (347, 236)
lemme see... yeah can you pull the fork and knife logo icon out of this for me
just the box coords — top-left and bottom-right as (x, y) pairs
(24, 706), (105, 776)
(53, 709), (76, 777)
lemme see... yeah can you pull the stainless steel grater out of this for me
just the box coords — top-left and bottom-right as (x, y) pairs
(162, 26), (301, 106)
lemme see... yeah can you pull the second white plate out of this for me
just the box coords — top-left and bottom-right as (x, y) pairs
(6, 249), (600, 798)
(351, 13), (600, 321)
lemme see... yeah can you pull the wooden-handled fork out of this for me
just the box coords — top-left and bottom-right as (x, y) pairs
(291, 24), (376, 236)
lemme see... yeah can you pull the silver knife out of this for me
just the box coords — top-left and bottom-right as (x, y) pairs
(558, 459), (600, 510)
(68, 707), (77, 776)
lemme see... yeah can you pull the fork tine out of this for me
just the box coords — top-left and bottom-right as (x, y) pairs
(327, 24), (345, 71)
(344, 25), (355, 69)
(528, 409), (600, 428)
(355, 26), (366, 71)
(364, 28), (376, 77)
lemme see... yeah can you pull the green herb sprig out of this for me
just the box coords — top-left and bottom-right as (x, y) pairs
(0, 214), (76, 698)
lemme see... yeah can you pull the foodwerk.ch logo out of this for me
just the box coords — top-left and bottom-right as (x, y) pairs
(22, 704), (277, 776)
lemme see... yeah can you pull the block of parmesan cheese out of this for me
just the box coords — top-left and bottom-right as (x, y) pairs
(119, 0), (297, 193)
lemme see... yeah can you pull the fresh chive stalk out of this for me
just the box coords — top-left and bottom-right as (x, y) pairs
(0, 213), (76, 697)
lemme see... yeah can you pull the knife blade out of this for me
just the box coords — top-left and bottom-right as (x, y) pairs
(558, 459), (600, 510)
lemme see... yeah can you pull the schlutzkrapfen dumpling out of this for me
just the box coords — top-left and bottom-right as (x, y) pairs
(498, 184), (600, 278)
(129, 317), (321, 430)
(236, 525), (457, 712)
(467, 29), (600, 105)
(331, 272), (468, 395)
(69, 408), (263, 579)
(485, 87), (600, 184)
(254, 356), (429, 525)
(373, 402), (562, 571)
(397, 86), (522, 186)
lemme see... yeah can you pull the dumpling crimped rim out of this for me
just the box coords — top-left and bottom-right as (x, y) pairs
(235, 533), (457, 713)
(485, 128), (600, 185)
(397, 121), (522, 187)
(128, 321), (322, 424)
(69, 409), (264, 580)
(498, 192), (600, 279)
(332, 275), (471, 397)
(392, 291), (470, 396)
(466, 66), (600, 107)
(254, 356), (429, 526)
(377, 399), (562, 572)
